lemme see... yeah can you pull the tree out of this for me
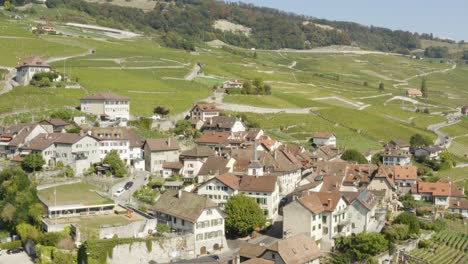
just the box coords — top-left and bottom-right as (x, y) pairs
(21, 153), (45, 172)
(420, 79), (428, 98)
(224, 194), (266, 237)
(16, 223), (39, 242)
(378, 82), (385, 92)
(341, 149), (368, 164)
(409, 133), (432, 148)
(153, 106), (170, 117)
(335, 232), (388, 262)
(174, 119), (198, 139)
(439, 151), (456, 170)
(252, 77), (265, 95)
(264, 84), (272, 95)
(28, 203), (43, 225)
(102, 150), (127, 177)
(242, 80), (253, 94)
(394, 212), (420, 234)
(1, 203), (16, 223)
(371, 152), (382, 165)
(383, 224), (409, 241)
(4, 0), (11, 10)
(400, 192), (416, 210)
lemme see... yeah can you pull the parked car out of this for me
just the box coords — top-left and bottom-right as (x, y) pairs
(7, 248), (23, 254)
(124, 181), (134, 190)
(114, 188), (125, 197)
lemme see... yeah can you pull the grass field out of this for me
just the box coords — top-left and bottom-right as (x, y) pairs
(436, 166), (468, 190)
(440, 118), (468, 137)
(38, 182), (113, 206)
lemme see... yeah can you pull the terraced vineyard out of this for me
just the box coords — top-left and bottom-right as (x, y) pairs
(410, 231), (468, 264)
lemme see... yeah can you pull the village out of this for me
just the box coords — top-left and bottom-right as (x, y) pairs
(0, 55), (466, 264)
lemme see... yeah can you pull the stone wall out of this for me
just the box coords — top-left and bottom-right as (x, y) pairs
(99, 219), (158, 239)
(37, 178), (82, 190)
(108, 235), (197, 264)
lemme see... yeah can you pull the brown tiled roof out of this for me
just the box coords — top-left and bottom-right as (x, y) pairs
(344, 164), (378, 184)
(448, 199), (468, 210)
(193, 103), (218, 112)
(341, 191), (360, 204)
(267, 233), (322, 264)
(212, 173), (240, 190)
(80, 93), (129, 100)
(239, 175), (277, 193)
(40, 118), (69, 127)
(203, 116), (239, 130)
(375, 165), (396, 188)
(394, 165), (417, 181)
(3, 123), (38, 147)
(261, 139), (277, 151)
(181, 145), (215, 158)
(198, 156), (229, 176)
(293, 181), (323, 194)
(245, 128), (262, 141)
(315, 192), (343, 212)
(416, 182), (450, 197)
(313, 132), (334, 139)
(319, 175), (344, 192)
(162, 162), (183, 170)
(239, 241), (267, 259)
(145, 138), (179, 152)
(23, 133), (89, 151)
(355, 189), (378, 210)
(196, 131), (230, 145)
(314, 146), (343, 160)
(85, 127), (143, 147)
(388, 139), (410, 148)
(242, 259), (274, 264)
(297, 192), (325, 214)
(153, 190), (218, 223)
(16, 56), (50, 69)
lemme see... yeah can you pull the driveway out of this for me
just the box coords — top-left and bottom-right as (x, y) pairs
(0, 252), (34, 264)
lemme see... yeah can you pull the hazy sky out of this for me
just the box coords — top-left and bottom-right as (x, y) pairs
(238, 0), (468, 41)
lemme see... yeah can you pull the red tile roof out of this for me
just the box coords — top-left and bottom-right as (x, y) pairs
(297, 192), (325, 214)
(196, 131), (231, 145)
(313, 132), (334, 139)
(16, 56), (50, 69)
(145, 138), (179, 152)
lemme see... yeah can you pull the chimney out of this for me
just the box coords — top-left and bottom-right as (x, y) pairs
(87, 130), (92, 136)
(457, 200), (460, 207)
(328, 198), (332, 209)
(168, 138), (171, 148)
(178, 190), (182, 199)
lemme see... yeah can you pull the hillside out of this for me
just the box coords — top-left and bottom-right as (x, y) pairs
(1, 0), (427, 53)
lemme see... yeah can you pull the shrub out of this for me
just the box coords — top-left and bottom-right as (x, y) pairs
(0, 240), (22, 250)
(156, 224), (170, 234)
(418, 239), (432, 249)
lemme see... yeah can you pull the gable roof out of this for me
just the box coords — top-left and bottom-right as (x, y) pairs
(406, 88), (423, 96)
(181, 145), (215, 158)
(16, 56), (50, 69)
(415, 181), (450, 197)
(196, 131), (231, 145)
(239, 241), (267, 259)
(448, 199), (468, 210)
(153, 190), (218, 223)
(192, 103), (218, 112)
(162, 162), (183, 170)
(3, 123), (41, 147)
(80, 93), (129, 100)
(242, 259), (274, 264)
(39, 118), (69, 127)
(211, 173), (240, 190)
(203, 116), (240, 130)
(297, 192), (325, 214)
(145, 138), (179, 152)
(267, 233), (322, 264)
(355, 189), (378, 210)
(315, 192), (343, 212)
(239, 175), (277, 193)
(23, 133), (92, 151)
(198, 156), (230, 176)
(388, 139), (410, 148)
(312, 132), (335, 139)
(393, 165), (417, 181)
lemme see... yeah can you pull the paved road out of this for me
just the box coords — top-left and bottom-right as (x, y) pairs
(0, 252), (34, 264)
(427, 119), (460, 147)
(185, 64), (201, 81)
(110, 170), (150, 206)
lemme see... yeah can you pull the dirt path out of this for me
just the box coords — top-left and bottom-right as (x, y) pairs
(46, 50), (94, 64)
(92, 65), (185, 70)
(185, 64), (201, 81)
(393, 64), (457, 89)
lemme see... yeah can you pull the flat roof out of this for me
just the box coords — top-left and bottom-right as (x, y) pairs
(43, 213), (142, 229)
(38, 182), (113, 207)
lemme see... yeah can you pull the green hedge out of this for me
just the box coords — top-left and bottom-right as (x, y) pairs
(0, 240), (22, 250)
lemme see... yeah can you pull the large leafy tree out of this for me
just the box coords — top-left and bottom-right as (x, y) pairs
(224, 194), (266, 237)
(335, 232), (388, 263)
(174, 120), (198, 139)
(410, 133), (432, 148)
(341, 149), (368, 164)
(102, 150), (127, 177)
(21, 153), (45, 172)
(393, 212), (420, 235)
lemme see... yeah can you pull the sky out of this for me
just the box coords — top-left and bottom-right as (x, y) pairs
(238, 0), (468, 41)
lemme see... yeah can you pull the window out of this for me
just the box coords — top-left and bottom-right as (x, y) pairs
(173, 217), (177, 224)
(182, 220), (185, 226)
(196, 234), (203, 241)
(206, 209), (212, 215)
(318, 224), (321, 229)
(322, 216), (327, 223)
(271, 253), (276, 260)
(312, 225), (316, 231)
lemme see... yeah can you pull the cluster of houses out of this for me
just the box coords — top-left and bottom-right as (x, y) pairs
(1, 92), (466, 263)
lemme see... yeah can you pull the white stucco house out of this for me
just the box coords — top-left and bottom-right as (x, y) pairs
(152, 190), (226, 256)
(190, 103), (219, 122)
(180, 146), (215, 180)
(311, 132), (336, 147)
(0, 123), (49, 158)
(198, 173), (279, 219)
(22, 133), (100, 175)
(202, 116), (246, 133)
(283, 192), (324, 243)
(414, 146), (445, 160)
(80, 93), (130, 124)
(15, 56), (52, 86)
(447, 199), (468, 218)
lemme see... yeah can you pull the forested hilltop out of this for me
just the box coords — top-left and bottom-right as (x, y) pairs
(2, 0), (455, 53)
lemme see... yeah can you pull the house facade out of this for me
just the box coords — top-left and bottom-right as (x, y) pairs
(447, 199), (468, 218)
(180, 146), (215, 180)
(80, 93), (130, 122)
(23, 133), (100, 175)
(414, 146), (444, 160)
(190, 103), (219, 122)
(15, 56), (52, 86)
(222, 80), (243, 89)
(202, 116), (246, 133)
(311, 133), (336, 147)
(152, 190), (226, 256)
(0, 123), (48, 158)
(144, 138), (180, 174)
